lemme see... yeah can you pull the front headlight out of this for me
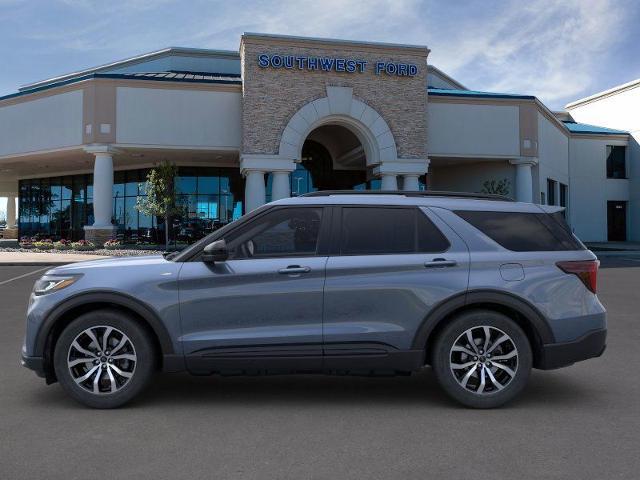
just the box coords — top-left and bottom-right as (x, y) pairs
(33, 275), (79, 295)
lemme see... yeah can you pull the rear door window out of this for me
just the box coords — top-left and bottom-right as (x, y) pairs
(454, 210), (584, 252)
(340, 207), (449, 255)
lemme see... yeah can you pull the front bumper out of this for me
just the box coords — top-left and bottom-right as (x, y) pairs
(21, 352), (46, 378)
(537, 328), (607, 370)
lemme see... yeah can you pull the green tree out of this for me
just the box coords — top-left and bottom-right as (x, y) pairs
(136, 161), (182, 249)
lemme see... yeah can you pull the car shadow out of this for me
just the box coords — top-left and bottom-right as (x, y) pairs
(127, 368), (596, 410)
(22, 367), (598, 411)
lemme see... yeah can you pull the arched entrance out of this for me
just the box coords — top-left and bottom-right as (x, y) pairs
(298, 124), (369, 192)
(242, 86), (429, 211)
(268, 122), (386, 199)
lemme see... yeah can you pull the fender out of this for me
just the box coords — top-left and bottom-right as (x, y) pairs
(35, 291), (175, 357)
(411, 289), (555, 350)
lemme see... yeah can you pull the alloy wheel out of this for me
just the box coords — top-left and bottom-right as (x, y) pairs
(66, 326), (137, 395)
(449, 325), (519, 394)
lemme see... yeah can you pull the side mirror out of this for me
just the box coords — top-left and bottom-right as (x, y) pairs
(202, 239), (229, 263)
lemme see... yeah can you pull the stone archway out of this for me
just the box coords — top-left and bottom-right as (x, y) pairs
(278, 86), (398, 166)
(240, 85), (429, 211)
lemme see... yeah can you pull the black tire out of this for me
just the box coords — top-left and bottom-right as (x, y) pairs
(431, 309), (532, 409)
(53, 309), (156, 409)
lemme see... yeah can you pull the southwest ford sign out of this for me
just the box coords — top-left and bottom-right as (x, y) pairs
(257, 54), (418, 77)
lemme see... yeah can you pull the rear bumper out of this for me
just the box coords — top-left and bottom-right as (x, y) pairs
(21, 352), (46, 378)
(537, 328), (607, 370)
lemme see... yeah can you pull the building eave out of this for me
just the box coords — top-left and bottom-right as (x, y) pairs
(1, 73), (242, 105)
(427, 65), (467, 90)
(19, 47), (241, 93)
(565, 78), (640, 109)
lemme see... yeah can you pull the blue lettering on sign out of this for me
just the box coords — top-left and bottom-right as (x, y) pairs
(283, 55), (294, 69)
(257, 54), (417, 77)
(258, 54), (269, 68)
(320, 57), (335, 71)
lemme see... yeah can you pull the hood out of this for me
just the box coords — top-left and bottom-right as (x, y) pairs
(47, 255), (169, 275)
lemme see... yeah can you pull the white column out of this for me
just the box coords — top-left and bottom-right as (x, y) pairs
(510, 158), (537, 203)
(6, 195), (17, 228)
(244, 170), (266, 212)
(402, 174), (420, 191)
(92, 152), (115, 227)
(380, 174), (398, 190)
(271, 171), (291, 201)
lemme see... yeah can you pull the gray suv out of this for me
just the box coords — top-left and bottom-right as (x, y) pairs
(21, 191), (606, 409)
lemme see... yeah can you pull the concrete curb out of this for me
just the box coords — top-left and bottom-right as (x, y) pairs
(0, 262), (76, 266)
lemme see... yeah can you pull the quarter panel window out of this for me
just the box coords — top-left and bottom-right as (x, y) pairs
(454, 210), (584, 251)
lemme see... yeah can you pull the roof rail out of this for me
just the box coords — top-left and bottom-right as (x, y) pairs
(300, 190), (513, 201)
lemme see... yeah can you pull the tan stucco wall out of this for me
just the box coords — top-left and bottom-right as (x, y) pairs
(240, 35), (429, 160)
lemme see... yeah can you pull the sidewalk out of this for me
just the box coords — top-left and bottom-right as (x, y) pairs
(0, 251), (110, 266)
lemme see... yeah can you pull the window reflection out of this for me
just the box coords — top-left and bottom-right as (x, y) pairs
(18, 167), (244, 244)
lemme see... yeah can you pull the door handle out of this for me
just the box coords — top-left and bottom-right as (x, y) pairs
(424, 258), (457, 268)
(278, 265), (311, 274)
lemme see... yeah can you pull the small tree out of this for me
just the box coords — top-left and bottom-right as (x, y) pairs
(136, 161), (182, 249)
(481, 178), (511, 197)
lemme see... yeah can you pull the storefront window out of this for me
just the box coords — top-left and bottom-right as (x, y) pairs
(18, 166), (244, 243)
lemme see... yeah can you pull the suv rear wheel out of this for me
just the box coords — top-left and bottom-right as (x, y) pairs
(53, 309), (156, 408)
(432, 310), (532, 408)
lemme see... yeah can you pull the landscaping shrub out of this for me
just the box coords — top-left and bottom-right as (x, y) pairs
(33, 239), (54, 250)
(71, 240), (96, 251)
(103, 239), (122, 250)
(53, 239), (73, 250)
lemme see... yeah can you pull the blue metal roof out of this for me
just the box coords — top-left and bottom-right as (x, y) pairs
(562, 121), (628, 135)
(0, 71), (242, 102)
(427, 87), (535, 100)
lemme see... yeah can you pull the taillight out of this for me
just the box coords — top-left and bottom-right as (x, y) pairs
(556, 260), (599, 294)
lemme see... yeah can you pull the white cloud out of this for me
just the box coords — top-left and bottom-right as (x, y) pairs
(1, 0), (635, 109)
(426, 0), (628, 107)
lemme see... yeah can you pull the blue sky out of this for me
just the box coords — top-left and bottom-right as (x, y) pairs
(1, 0), (639, 216)
(1, 0), (639, 109)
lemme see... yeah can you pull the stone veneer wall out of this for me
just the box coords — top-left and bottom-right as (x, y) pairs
(240, 36), (429, 160)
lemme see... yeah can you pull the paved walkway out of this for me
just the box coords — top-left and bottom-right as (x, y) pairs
(0, 251), (110, 265)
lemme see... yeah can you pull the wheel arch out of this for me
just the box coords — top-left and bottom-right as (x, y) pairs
(414, 290), (555, 369)
(37, 292), (179, 382)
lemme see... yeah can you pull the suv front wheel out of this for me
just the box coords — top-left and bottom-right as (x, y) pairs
(432, 310), (532, 408)
(53, 309), (156, 408)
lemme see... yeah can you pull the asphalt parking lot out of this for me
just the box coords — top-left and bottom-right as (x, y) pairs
(1, 259), (639, 479)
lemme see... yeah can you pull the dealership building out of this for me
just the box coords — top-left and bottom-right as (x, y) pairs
(0, 33), (637, 244)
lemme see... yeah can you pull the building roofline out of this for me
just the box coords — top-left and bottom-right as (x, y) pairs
(2, 72), (241, 104)
(428, 87), (535, 100)
(427, 65), (467, 90)
(562, 120), (628, 135)
(241, 32), (430, 55)
(565, 78), (640, 109)
(19, 47), (240, 92)
(428, 88), (630, 140)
